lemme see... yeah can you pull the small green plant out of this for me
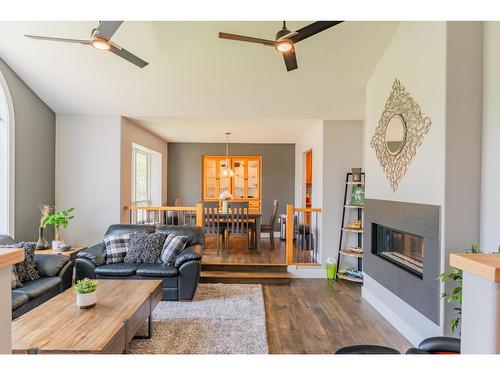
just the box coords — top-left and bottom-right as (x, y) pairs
(42, 207), (75, 241)
(74, 278), (97, 294)
(439, 243), (500, 333)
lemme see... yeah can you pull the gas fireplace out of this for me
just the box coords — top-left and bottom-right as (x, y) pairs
(372, 223), (424, 277)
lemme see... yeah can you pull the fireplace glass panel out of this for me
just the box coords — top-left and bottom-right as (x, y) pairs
(373, 224), (424, 276)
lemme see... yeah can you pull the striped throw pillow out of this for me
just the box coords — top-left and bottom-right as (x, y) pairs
(104, 234), (130, 264)
(161, 235), (188, 264)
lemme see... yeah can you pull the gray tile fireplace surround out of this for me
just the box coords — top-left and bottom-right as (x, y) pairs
(364, 199), (441, 324)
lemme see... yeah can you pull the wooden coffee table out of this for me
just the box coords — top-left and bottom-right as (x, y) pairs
(12, 279), (162, 354)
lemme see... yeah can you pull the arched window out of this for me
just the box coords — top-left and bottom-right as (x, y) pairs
(0, 72), (14, 236)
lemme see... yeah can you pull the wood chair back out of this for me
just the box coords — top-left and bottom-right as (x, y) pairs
(202, 201), (220, 235)
(227, 201), (249, 235)
(269, 199), (279, 227)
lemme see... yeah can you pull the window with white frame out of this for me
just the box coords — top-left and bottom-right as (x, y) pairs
(0, 73), (12, 236)
(132, 144), (162, 206)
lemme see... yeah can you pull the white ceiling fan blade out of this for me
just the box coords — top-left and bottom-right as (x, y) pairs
(25, 35), (92, 45)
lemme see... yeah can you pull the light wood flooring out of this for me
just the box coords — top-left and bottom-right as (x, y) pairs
(202, 236), (315, 265)
(263, 279), (412, 354)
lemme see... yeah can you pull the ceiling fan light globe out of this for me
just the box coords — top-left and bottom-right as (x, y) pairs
(91, 37), (111, 50)
(276, 40), (293, 52)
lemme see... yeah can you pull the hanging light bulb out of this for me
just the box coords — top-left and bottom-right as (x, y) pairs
(222, 132), (234, 177)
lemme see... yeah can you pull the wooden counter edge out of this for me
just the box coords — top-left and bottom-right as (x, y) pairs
(449, 253), (500, 282)
(0, 248), (25, 269)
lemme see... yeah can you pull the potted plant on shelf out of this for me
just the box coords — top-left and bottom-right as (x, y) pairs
(75, 278), (98, 308)
(219, 191), (233, 213)
(42, 207), (75, 250)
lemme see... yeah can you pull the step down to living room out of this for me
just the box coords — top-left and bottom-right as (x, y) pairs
(200, 263), (292, 284)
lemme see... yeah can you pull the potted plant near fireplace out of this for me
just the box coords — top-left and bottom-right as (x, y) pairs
(42, 207), (75, 250)
(75, 278), (98, 308)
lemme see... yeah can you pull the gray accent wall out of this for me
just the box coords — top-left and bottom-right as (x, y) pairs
(0, 58), (55, 241)
(167, 143), (295, 230)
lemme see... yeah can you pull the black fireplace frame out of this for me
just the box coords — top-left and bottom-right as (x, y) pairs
(371, 223), (424, 278)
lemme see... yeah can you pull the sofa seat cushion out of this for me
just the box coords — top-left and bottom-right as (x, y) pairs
(11, 291), (29, 310)
(136, 263), (179, 278)
(16, 276), (62, 299)
(95, 263), (140, 277)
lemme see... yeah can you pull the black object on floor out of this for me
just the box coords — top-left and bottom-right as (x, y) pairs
(335, 344), (400, 354)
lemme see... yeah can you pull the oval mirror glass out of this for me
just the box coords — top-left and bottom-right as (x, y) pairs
(385, 115), (406, 155)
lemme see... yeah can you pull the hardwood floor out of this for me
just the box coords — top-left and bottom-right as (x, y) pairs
(202, 236), (315, 265)
(263, 279), (412, 354)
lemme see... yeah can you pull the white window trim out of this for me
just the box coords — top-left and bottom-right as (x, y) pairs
(131, 143), (162, 205)
(0, 71), (15, 237)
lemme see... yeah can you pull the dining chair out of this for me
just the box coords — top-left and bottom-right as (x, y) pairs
(202, 201), (225, 254)
(225, 201), (250, 254)
(259, 199), (278, 250)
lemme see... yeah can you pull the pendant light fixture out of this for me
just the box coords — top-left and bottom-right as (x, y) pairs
(221, 132), (234, 177)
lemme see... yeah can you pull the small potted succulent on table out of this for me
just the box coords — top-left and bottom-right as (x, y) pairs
(75, 278), (98, 309)
(42, 207), (75, 250)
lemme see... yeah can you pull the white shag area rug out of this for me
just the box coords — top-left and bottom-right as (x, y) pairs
(128, 283), (269, 354)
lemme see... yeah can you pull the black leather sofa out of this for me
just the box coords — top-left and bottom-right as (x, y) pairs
(0, 235), (75, 319)
(75, 225), (204, 301)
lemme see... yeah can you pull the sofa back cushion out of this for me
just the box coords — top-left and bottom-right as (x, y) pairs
(0, 235), (16, 246)
(34, 254), (69, 277)
(105, 224), (155, 236)
(104, 234), (130, 264)
(155, 226), (204, 247)
(124, 232), (166, 263)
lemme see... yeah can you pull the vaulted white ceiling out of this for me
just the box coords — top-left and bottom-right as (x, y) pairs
(0, 21), (398, 120)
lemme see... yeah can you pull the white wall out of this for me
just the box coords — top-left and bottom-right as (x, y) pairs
(365, 22), (447, 206)
(322, 121), (363, 266)
(292, 120), (364, 275)
(56, 115), (121, 245)
(363, 21), (483, 343)
(481, 22), (500, 253)
(120, 117), (168, 224)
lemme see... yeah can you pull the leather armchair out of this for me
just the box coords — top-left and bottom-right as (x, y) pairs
(75, 224), (204, 301)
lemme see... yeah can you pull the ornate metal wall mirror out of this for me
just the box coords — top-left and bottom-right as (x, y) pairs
(385, 114), (407, 155)
(371, 79), (432, 191)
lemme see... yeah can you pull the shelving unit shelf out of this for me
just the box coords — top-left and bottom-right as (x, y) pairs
(336, 172), (365, 283)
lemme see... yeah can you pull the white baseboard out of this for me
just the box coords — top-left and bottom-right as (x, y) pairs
(362, 273), (442, 347)
(287, 264), (325, 278)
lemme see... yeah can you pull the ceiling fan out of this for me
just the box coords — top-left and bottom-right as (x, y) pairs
(219, 21), (343, 72)
(25, 21), (149, 68)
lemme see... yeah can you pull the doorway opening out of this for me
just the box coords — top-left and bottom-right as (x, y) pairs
(305, 149), (313, 223)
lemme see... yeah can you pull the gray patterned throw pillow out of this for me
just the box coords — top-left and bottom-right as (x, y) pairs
(124, 232), (166, 263)
(104, 234), (130, 264)
(5, 242), (40, 283)
(161, 235), (188, 264)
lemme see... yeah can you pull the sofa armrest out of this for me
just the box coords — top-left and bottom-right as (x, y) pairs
(174, 245), (203, 268)
(58, 260), (74, 291)
(418, 337), (460, 353)
(76, 243), (107, 266)
(75, 258), (97, 281)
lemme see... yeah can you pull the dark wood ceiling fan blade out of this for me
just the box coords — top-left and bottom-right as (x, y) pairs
(290, 21), (343, 43)
(25, 35), (92, 45)
(282, 47), (298, 71)
(96, 21), (123, 40)
(219, 32), (276, 46)
(109, 43), (149, 68)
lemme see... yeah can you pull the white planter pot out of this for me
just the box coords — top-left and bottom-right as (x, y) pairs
(52, 240), (65, 250)
(76, 291), (97, 309)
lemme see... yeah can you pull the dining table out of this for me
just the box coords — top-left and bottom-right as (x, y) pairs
(215, 210), (263, 251)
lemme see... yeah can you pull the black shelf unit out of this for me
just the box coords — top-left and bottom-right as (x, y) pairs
(336, 172), (365, 282)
